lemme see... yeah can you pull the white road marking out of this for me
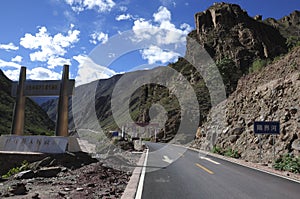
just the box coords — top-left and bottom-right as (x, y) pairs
(162, 155), (173, 164)
(135, 149), (149, 199)
(199, 156), (220, 165)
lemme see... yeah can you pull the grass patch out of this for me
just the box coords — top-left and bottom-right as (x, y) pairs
(249, 59), (268, 73)
(273, 154), (300, 173)
(211, 146), (240, 159)
(2, 160), (29, 179)
(224, 148), (241, 159)
(211, 146), (223, 155)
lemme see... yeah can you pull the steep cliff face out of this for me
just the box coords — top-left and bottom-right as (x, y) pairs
(187, 2), (287, 73)
(194, 47), (300, 163)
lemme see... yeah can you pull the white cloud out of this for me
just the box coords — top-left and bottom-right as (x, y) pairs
(89, 32), (108, 44)
(47, 57), (71, 69)
(115, 13), (132, 21)
(11, 55), (23, 63)
(2, 69), (20, 81)
(65, 0), (115, 13)
(73, 54), (116, 86)
(0, 58), (22, 69)
(153, 6), (171, 22)
(3, 67), (61, 81)
(131, 6), (192, 64)
(27, 67), (61, 80)
(141, 45), (180, 64)
(0, 42), (19, 51)
(20, 25), (80, 68)
(132, 6), (191, 45)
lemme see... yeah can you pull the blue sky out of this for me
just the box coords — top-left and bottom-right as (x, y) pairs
(0, 0), (299, 86)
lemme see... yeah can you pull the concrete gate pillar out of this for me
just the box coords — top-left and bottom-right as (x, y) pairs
(11, 66), (26, 135)
(55, 65), (69, 136)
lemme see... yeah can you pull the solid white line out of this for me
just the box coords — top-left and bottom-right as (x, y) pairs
(135, 148), (149, 199)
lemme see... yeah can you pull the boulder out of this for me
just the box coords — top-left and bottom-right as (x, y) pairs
(291, 139), (300, 151)
(35, 167), (61, 178)
(14, 170), (34, 179)
(9, 183), (27, 195)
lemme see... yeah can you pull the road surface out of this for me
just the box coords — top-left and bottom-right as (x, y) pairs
(140, 142), (300, 199)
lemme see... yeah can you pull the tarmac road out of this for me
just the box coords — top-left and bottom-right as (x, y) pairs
(140, 142), (300, 199)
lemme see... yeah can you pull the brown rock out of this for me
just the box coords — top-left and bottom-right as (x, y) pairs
(9, 183), (27, 195)
(35, 167), (61, 178)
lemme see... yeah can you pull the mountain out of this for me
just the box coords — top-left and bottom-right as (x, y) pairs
(0, 70), (55, 135)
(42, 3), (299, 147)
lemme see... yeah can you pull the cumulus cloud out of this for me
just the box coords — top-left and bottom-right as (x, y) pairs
(0, 58), (22, 69)
(0, 42), (19, 51)
(73, 54), (116, 86)
(3, 67), (61, 81)
(89, 32), (108, 44)
(115, 13), (133, 21)
(132, 6), (191, 45)
(11, 55), (23, 63)
(65, 0), (115, 13)
(27, 67), (61, 80)
(153, 6), (171, 22)
(141, 45), (180, 64)
(20, 25), (79, 68)
(2, 69), (21, 81)
(47, 57), (71, 69)
(131, 6), (192, 64)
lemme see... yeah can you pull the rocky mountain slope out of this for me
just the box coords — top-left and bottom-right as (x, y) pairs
(194, 46), (300, 163)
(0, 70), (55, 135)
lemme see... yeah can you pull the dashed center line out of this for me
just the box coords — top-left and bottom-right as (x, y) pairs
(195, 163), (214, 174)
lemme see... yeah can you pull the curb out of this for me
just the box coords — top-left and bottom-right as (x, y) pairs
(121, 149), (148, 199)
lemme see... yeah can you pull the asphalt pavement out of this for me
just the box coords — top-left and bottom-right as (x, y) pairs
(140, 142), (300, 199)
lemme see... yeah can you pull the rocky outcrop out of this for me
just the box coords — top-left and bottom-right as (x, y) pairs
(264, 10), (300, 50)
(187, 2), (287, 72)
(194, 47), (300, 163)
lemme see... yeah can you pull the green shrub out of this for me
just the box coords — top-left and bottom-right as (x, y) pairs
(224, 148), (241, 159)
(249, 59), (268, 73)
(273, 154), (300, 173)
(211, 146), (223, 155)
(286, 36), (300, 50)
(2, 160), (29, 179)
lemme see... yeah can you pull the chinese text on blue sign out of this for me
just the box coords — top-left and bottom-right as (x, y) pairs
(254, 121), (280, 134)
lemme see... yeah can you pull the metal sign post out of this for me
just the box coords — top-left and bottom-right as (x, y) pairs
(254, 121), (280, 164)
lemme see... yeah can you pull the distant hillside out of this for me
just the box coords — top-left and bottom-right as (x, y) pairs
(0, 70), (55, 135)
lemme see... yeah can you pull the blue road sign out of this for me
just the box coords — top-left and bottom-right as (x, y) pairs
(254, 121), (280, 134)
(112, 131), (119, 137)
